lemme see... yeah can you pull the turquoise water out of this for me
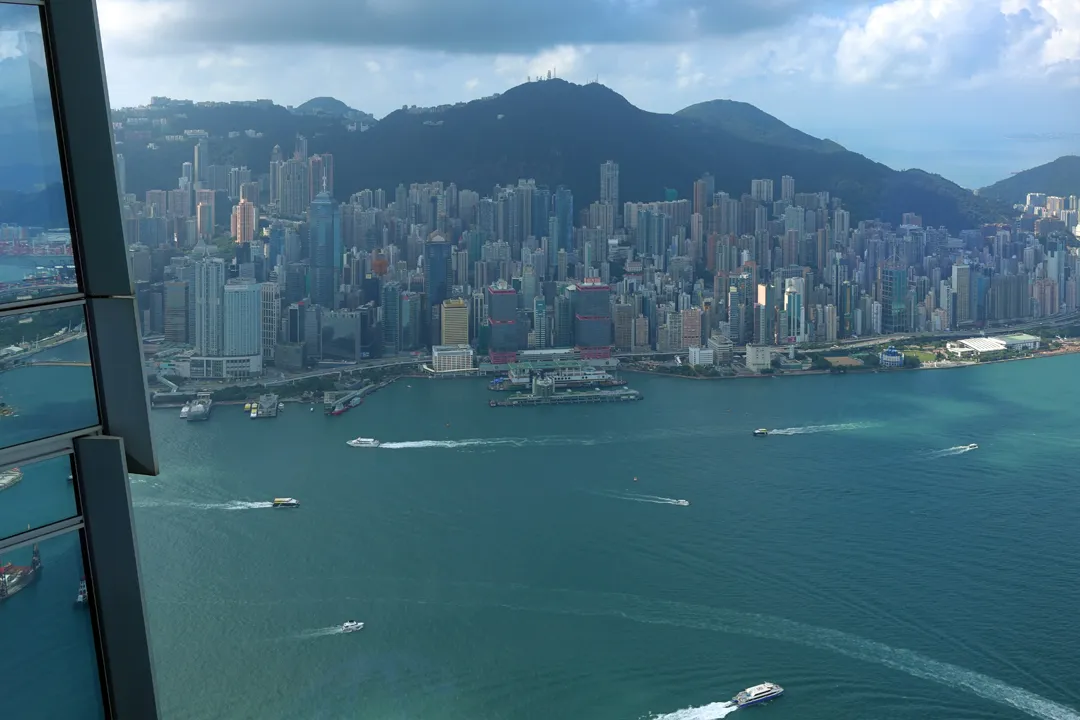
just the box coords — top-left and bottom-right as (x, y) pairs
(48, 357), (1080, 718)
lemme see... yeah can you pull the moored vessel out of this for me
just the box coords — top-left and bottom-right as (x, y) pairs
(186, 392), (213, 421)
(0, 544), (42, 602)
(0, 467), (23, 492)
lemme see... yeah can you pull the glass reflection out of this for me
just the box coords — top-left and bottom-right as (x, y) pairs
(0, 305), (98, 449)
(0, 530), (104, 719)
(0, 4), (77, 306)
(0, 455), (77, 541)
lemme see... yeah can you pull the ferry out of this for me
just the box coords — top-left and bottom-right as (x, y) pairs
(186, 392), (213, 421)
(272, 497), (300, 508)
(0, 467), (23, 492)
(0, 544), (42, 601)
(340, 621), (364, 633)
(733, 682), (784, 707)
(347, 437), (380, 448)
(753, 428), (769, 436)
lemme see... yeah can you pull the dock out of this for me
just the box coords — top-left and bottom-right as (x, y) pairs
(490, 387), (642, 407)
(254, 394), (280, 418)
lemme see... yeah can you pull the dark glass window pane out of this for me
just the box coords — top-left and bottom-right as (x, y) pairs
(0, 455), (77, 541)
(0, 4), (78, 306)
(0, 530), (105, 720)
(0, 305), (98, 448)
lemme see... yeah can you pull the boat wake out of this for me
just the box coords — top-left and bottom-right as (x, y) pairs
(379, 437), (535, 450)
(768, 422), (870, 436)
(602, 491), (687, 506)
(650, 700), (737, 720)
(133, 499), (275, 511)
(388, 582), (1079, 720)
(296, 625), (349, 638)
(927, 444), (978, 459)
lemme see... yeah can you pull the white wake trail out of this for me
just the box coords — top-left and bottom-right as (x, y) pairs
(133, 499), (275, 511)
(768, 422), (869, 436)
(600, 491), (686, 506)
(651, 700), (737, 720)
(927, 445), (978, 459)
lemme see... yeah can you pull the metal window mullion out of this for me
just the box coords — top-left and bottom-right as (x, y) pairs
(0, 296), (85, 319)
(75, 435), (159, 720)
(0, 425), (101, 473)
(0, 292), (86, 315)
(43, 0), (158, 476)
(0, 516), (83, 554)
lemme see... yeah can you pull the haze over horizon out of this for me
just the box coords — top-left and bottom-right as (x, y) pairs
(91, 0), (1080, 189)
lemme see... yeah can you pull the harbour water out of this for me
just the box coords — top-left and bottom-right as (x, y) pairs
(9, 351), (1080, 719)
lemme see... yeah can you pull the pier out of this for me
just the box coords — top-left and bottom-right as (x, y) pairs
(490, 387), (643, 408)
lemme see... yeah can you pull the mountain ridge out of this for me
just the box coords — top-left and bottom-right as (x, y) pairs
(980, 156), (1080, 204)
(114, 79), (1011, 231)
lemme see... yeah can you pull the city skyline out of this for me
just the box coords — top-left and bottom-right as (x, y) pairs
(93, 0), (1080, 187)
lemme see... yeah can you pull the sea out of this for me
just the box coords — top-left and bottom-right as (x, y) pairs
(7, 347), (1080, 720)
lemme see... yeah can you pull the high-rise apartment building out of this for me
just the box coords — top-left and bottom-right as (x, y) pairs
(600, 160), (619, 213)
(163, 281), (189, 344)
(781, 175), (795, 202)
(231, 200), (256, 245)
(194, 137), (209, 185)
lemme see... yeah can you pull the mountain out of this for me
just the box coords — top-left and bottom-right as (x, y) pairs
(294, 97), (376, 124)
(118, 80), (1011, 230)
(980, 156), (1080, 204)
(675, 99), (846, 154)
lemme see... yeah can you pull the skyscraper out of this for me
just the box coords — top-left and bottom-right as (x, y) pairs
(781, 175), (795, 203)
(163, 281), (188, 344)
(600, 160), (619, 211)
(423, 235), (453, 307)
(381, 281), (401, 352)
(554, 186), (574, 253)
(261, 282), (280, 362)
(951, 263), (971, 326)
(440, 298), (469, 345)
(223, 281), (262, 357)
(194, 138), (209, 185)
(231, 200), (256, 245)
(308, 188), (341, 309)
(194, 257), (226, 356)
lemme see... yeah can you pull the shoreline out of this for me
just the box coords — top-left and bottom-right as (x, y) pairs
(623, 344), (1080, 381)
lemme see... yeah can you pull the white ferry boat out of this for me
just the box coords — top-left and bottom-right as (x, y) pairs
(733, 682), (783, 707)
(272, 498), (300, 508)
(674, 499), (690, 507)
(0, 467), (23, 492)
(753, 428), (769, 437)
(340, 621), (364, 633)
(347, 437), (380, 448)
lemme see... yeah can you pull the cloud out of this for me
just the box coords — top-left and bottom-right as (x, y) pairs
(100, 0), (862, 55)
(91, 0), (1080, 188)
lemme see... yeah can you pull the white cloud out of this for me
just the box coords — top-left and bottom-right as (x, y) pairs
(365, 60), (382, 74)
(464, 78), (480, 90)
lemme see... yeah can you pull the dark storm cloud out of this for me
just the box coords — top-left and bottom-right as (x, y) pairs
(156, 0), (849, 53)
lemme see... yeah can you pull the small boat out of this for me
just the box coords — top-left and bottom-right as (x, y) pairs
(341, 621), (364, 633)
(278, 403), (285, 410)
(250, 404), (258, 419)
(733, 682), (784, 707)
(179, 404), (190, 419)
(309, 407), (314, 412)
(753, 428), (769, 437)
(966, 443), (978, 450)
(243, 403), (252, 411)
(347, 437), (380, 448)
(674, 499), (690, 506)
(633, 476), (638, 482)
(272, 497), (300, 508)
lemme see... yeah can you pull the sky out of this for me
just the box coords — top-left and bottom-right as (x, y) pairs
(88, 0), (1079, 187)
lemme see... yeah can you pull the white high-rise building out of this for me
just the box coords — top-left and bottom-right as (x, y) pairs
(223, 281), (262, 357)
(751, 179), (774, 203)
(194, 257), (226, 356)
(781, 175), (795, 202)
